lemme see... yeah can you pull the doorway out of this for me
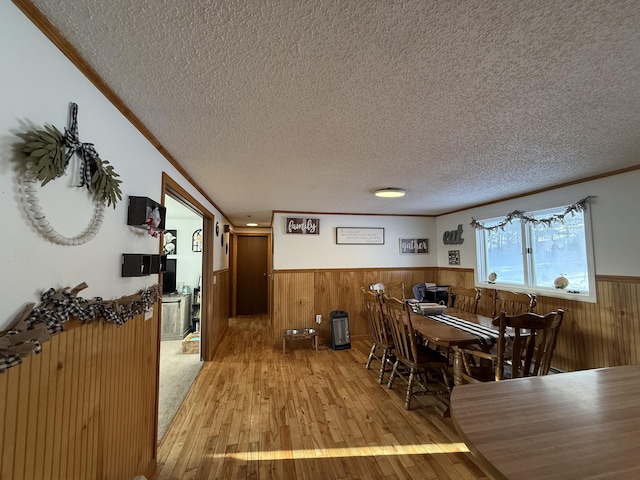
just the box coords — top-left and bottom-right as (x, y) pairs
(157, 194), (203, 441)
(157, 173), (215, 446)
(235, 234), (270, 315)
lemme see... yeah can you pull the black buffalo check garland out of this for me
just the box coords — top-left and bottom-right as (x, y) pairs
(0, 282), (161, 374)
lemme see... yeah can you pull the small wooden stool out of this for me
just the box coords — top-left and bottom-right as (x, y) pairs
(282, 328), (318, 355)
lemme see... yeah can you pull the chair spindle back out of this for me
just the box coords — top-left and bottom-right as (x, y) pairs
(493, 290), (536, 317)
(361, 287), (390, 347)
(370, 282), (406, 301)
(382, 295), (417, 365)
(495, 309), (564, 380)
(448, 287), (481, 314)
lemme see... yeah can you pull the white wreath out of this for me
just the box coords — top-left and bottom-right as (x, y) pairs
(22, 161), (105, 246)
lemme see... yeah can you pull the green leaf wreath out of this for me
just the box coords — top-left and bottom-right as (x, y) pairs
(20, 103), (122, 208)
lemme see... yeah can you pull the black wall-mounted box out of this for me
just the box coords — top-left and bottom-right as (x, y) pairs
(127, 196), (166, 232)
(122, 254), (167, 277)
(150, 254), (167, 274)
(122, 254), (152, 277)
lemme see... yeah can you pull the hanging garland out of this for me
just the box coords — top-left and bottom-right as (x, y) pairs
(470, 196), (593, 231)
(19, 103), (122, 245)
(0, 283), (161, 374)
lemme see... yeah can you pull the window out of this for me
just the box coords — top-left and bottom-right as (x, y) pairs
(475, 202), (595, 301)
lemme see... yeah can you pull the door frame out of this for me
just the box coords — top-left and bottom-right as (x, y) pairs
(161, 173), (214, 361)
(231, 232), (272, 318)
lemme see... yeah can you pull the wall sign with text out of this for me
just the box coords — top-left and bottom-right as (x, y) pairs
(286, 217), (320, 235)
(443, 224), (464, 244)
(399, 238), (429, 254)
(336, 227), (385, 245)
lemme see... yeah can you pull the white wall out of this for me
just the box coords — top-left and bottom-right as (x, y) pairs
(0, 3), (228, 329)
(274, 169), (640, 277)
(164, 215), (203, 292)
(273, 213), (437, 269)
(435, 169), (640, 277)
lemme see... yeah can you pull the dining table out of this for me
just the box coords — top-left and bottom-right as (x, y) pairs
(406, 306), (500, 415)
(408, 306), (497, 385)
(450, 364), (640, 480)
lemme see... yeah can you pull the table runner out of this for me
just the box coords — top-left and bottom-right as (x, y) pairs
(426, 313), (513, 346)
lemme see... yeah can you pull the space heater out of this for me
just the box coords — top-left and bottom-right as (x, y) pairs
(330, 310), (351, 350)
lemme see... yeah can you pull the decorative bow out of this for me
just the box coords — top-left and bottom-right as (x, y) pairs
(63, 102), (100, 190)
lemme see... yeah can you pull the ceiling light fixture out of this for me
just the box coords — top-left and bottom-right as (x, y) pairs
(374, 188), (406, 198)
(246, 215), (258, 227)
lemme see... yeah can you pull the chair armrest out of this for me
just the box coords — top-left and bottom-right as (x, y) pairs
(457, 347), (497, 362)
(454, 346), (505, 384)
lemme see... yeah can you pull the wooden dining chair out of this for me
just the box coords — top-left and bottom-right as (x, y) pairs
(493, 290), (536, 317)
(447, 287), (481, 314)
(382, 295), (449, 409)
(455, 309), (564, 384)
(370, 282), (406, 301)
(361, 287), (394, 384)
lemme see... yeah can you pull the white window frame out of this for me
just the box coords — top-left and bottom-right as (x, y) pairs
(475, 203), (597, 303)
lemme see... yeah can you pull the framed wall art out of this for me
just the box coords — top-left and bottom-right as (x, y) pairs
(192, 229), (202, 252)
(163, 230), (177, 255)
(399, 238), (428, 254)
(336, 227), (384, 245)
(286, 217), (320, 234)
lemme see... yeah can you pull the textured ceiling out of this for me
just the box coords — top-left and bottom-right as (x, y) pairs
(29, 0), (640, 226)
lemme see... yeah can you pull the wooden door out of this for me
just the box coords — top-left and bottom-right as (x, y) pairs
(236, 235), (269, 315)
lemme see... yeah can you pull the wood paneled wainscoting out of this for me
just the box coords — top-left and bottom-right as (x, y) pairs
(204, 268), (230, 361)
(273, 268), (640, 373)
(0, 307), (159, 480)
(438, 268), (640, 372)
(272, 268), (439, 345)
(535, 276), (640, 372)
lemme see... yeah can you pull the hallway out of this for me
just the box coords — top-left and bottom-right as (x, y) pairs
(154, 317), (490, 479)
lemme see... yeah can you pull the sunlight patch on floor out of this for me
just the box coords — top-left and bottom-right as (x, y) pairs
(209, 443), (470, 460)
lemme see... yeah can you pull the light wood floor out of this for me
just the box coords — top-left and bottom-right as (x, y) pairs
(153, 316), (493, 480)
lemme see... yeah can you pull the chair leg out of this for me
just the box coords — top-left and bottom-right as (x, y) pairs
(405, 368), (415, 410)
(365, 343), (377, 369)
(378, 348), (388, 384)
(387, 360), (399, 389)
(440, 366), (452, 392)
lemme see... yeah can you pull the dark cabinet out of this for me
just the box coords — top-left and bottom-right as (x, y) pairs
(150, 254), (167, 274)
(122, 254), (167, 277)
(122, 195), (167, 277)
(191, 287), (201, 331)
(127, 196), (166, 232)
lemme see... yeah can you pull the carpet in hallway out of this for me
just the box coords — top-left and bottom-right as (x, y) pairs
(158, 338), (202, 442)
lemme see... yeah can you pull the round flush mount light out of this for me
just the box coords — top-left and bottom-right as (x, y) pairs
(374, 188), (406, 198)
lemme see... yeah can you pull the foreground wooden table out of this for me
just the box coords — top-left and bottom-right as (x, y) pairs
(450, 364), (640, 480)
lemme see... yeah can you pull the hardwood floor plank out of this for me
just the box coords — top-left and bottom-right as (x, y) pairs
(153, 316), (492, 480)
(206, 423), (232, 480)
(301, 434), (335, 479)
(192, 434), (216, 480)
